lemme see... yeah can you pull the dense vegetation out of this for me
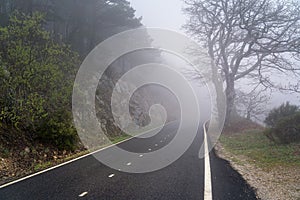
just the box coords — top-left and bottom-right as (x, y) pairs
(0, 0), (142, 150)
(264, 102), (300, 144)
(0, 12), (79, 149)
(0, 0), (142, 56)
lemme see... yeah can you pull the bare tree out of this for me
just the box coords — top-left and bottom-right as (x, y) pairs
(235, 88), (270, 121)
(183, 0), (300, 123)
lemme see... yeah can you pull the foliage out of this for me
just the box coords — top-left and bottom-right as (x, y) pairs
(0, 12), (79, 149)
(0, 0), (144, 150)
(38, 110), (77, 150)
(1, 0), (142, 56)
(264, 102), (299, 128)
(265, 112), (300, 144)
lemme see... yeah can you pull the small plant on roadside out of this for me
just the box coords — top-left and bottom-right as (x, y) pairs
(0, 145), (10, 158)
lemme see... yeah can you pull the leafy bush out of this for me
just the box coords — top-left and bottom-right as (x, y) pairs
(0, 12), (79, 149)
(264, 102), (298, 128)
(38, 110), (77, 150)
(265, 112), (300, 144)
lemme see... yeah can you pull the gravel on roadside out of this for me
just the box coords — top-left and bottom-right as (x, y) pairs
(215, 142), (300, 200)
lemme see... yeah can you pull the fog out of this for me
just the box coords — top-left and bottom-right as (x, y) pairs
(129, 0), (300, 113)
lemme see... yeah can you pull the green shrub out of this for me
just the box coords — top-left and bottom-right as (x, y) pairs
(0, 12), (79, 149)
(37, 110), (77, 150)
(264, 128), (276, 143)
(264, 102), (298, 128)
(265, 112), (300, 144)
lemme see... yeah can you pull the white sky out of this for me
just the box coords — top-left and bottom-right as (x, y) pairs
(128, 0), (300, 109)
(129, 0), (186, 33)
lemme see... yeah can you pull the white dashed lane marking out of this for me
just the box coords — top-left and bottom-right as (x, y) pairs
(108, 174), (115, 178)
(139, 154), (143, 157)
(0, 121), (178, 189)
(126, 162), (132, 166)
(79, 192), (88, 197)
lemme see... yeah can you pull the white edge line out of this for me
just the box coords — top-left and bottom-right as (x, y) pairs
(0, 120), (177, 189)
(203, 122), (213, 200)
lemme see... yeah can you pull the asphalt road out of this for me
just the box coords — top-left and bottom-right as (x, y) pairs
(0, 122), (257, 200)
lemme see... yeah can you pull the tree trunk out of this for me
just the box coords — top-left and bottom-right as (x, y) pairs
(225, 75), (235, 126)
(246, 111), (251, 120)
(207, 41), (226, 128)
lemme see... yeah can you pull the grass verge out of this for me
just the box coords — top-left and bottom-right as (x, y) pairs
(220, 129), (300, 170)
(218, 128), (300, 200)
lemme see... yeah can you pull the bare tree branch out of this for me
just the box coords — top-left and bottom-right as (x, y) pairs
(183, 0), (300, 121)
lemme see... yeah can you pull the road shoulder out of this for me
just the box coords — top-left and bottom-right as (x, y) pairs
(216, 132), (300, 200)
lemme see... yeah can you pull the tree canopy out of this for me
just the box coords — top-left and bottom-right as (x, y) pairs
(0, 0), (142, 56)
(184, 0), (300, 122)
(0, 0), (145, 149)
